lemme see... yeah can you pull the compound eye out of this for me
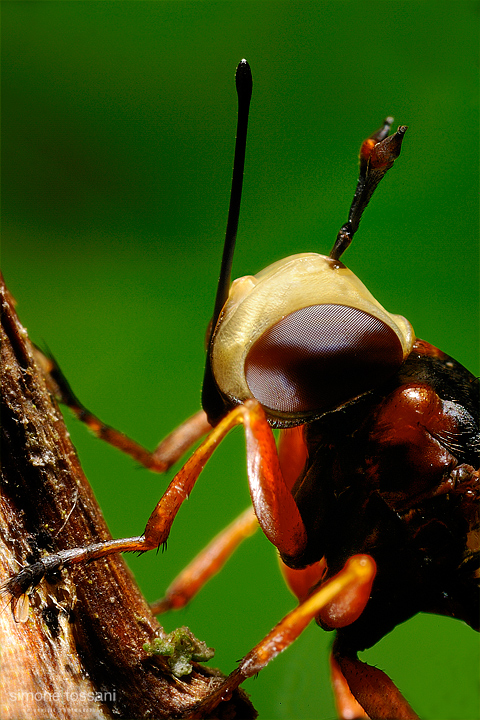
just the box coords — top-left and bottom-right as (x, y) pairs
(244, 304), (404, 415)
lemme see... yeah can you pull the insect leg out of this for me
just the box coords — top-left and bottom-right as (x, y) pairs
(151, 423), (310, 615)
(277, 425), (309, 490)
(150, 506), (258, 614)
(33, 345), (212, 471)
(240, 400), (309, 558)
(4, 398), (302, 602)
(330, 654), (369, 719)
(332, 640), (420, 720)
(279, 558), (327, 603)
(2, 408), (236, 604)
(277, 425), (328, 600)
(189, 555), (376, 717)
(143, 397), (308, 558)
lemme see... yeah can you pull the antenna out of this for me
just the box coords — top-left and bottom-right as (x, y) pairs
(202, 60), (253, 423)
(211, 59), (253, 329)
(329, 119), (407, 261)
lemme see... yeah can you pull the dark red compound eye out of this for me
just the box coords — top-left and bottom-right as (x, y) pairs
(244, 304), (404, 415)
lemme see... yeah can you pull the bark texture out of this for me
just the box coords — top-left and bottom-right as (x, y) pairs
(0, 273), (256, 720)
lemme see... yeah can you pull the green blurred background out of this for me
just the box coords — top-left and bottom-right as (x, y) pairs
(2, 2), (479, 718)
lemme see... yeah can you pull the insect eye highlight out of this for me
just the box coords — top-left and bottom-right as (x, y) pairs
(244, 304), (404, 415)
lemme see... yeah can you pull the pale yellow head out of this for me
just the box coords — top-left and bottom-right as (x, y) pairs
(209, 253), (415, 425)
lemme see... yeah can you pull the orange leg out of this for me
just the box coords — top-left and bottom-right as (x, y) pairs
(324, 559), (418, 720)
(151, 424), (309, 615)
(277, 424), (308, 490)
(332, 642), (420, 720)
(277, 426), (328, 602)
(142, 398), (307, 557)
(279, 558), (327, 603)
(4, 399), (307, 609)
(189, 555), (376, 717)
(330, 654), (369, 719)
(316, 557), (377, 630)
(150, 506), (258, 614)
(33, 345), (212, 471)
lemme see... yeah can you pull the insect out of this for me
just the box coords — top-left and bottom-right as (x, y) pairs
(3, 60), (479, 719)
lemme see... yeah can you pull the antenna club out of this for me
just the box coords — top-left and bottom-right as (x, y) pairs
(236, 59), (253, 100)
(370, 125), (407, 169)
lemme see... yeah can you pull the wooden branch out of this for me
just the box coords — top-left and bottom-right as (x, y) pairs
(0, 273), (256, 720)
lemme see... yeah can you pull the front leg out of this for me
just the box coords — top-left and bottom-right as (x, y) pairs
(3, 399), (308, 613)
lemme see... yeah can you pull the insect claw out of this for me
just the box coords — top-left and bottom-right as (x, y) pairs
(2, 554), (64, 602)
(149, 596), (170, 615)
(1, 574), (32, 624)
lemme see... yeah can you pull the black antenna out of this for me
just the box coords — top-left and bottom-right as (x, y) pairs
(202, 59), (253, 424)
(329, 119), (407, 261)
(211, 59), (253, 329)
